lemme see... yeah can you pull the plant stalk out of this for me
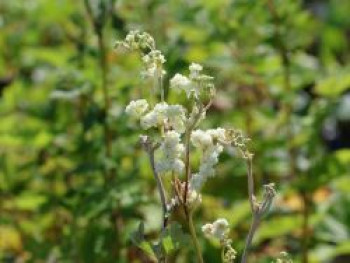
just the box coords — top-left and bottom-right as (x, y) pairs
(241, 158), (259, 263)
(241, 156), (261, 263)
(301, 191), (310, 263)
(188, 213), (204, 263)
(241, 215), (259, 263)
(145, 140), (168, 229)
(183, 131), (191, 206)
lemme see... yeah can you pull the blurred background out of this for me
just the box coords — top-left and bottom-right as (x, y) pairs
(0, 0), (349, 262)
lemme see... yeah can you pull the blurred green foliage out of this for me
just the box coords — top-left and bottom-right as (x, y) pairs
(0, 0), (349, 262)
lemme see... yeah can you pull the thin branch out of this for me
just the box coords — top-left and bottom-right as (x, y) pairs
(188, 212), (204, 263)
(241, 215), (260, 263)
(241, 155), (257, 263)
(181, 101), (211, 262)
(142, 136), (168, 229)
(301, 191), (310, 263)
(183, 130), (191, 212)
(183, 99), (212, 206)
(241, 156), (276, 263)
(246, 155), (255, 212)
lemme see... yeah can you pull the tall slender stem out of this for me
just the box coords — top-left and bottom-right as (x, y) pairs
(141, 137), (168, 229)
(183, 103), (207, 206)
(246, 156), (255, 212)
(148, 145), (168, 229)
(241, 156), (259, 263)
(241, 215), (259, 263)
(159, 72), (164, 102)
(183, 131), (191, 207)
(301, 191), (310, 263)
(188, 213), (204, 263)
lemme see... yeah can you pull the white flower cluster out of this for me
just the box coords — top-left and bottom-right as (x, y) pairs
(222, 238), (237, 263)
(141, 49), (166, 78)
(115, 30), (166, 79)
(202, 218), (236, 262)
(125, 101), (187, 133)
(189, 63), (203, 79)
(202, 218), (229, 240)
(140, 102), (168, 129)
(125, 99), (149, 118)
(155, 131), (184, 174)
(115, 30), (155, 50)
(190, 128), (228, 190)
(170, 63), (214, 99)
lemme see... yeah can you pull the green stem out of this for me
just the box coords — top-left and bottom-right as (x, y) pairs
(241, 157), (259, 263)
(241, 215), (259, 263)
(159, 71), (164, 102)
(96, 30), (114, 182)
(301, 191), (310, 263)
(183, 131), (191, 205)
(148, 144), (168, 229)
(188, 213), (204, 263)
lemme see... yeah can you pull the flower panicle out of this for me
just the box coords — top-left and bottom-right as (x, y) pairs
(202, 218), (237, 263)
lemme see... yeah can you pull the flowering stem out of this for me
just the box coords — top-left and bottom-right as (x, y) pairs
(301, 191), (310, 263)
(241, 215), (259, 263)
(159, 72), (164, 102)
(183, 103), (208, 205)
(240, 156), (276, 263)
(221, 246), (225, 263)
(183, 130), (191, 207)
(188, 212), (204, 263)
(144, 138), (168, 229)
(241, 155), (259, 263)
(246, 156), (255, 212)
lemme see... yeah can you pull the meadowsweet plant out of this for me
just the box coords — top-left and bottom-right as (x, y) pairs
(116, 31), (278, 263)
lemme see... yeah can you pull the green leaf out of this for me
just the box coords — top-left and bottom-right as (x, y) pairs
(130, 222), (156, 258)
(9, 194), (46, 211)
(130, 222), (145, 245)
(139, 241), (156, 258)
(315, 70), (350, 98)
(166, 223), (191, 250)
(162, 235), (174, 253)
